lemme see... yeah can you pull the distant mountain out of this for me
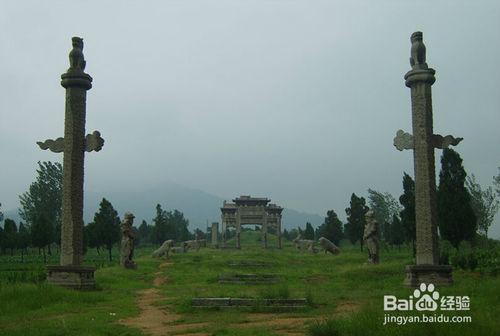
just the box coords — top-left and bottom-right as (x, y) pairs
(1, 182), (324, 231)
(83, 182), (325, 231)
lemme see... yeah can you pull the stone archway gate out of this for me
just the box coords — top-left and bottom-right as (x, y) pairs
(221, 196), (283, 249)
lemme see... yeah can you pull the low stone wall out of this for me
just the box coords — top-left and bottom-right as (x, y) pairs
(192, 297), (308, 308)
(227, 260), (271, 267)
(218, 273), (280, 284)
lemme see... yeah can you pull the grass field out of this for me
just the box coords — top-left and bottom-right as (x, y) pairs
(1, 232), (499, 335)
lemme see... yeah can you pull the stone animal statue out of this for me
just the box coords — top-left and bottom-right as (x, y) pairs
(318, 237), (341, 255)
(183, 240), (201, 252)
(152, 239), (174, 258)
(171, 247), (186, 254)
(293, 234), (318, 253)
(409, 31), (427, 70)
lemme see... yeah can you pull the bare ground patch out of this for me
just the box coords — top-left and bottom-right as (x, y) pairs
(119, 262), (208, 336)
(233, 314), (314, 335)
(334, 301), (361, 314)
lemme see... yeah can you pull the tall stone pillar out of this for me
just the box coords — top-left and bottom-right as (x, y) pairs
(211, 222), (219, 248)
(236, 211), (241, 249)
(38, 37), (104, 290)
(277, 216), (282, 249)
(394, 32), (461, 287)
(221, 215), (226, 248)
(262, 214), (268, 249)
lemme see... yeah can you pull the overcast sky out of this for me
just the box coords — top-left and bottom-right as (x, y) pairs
(1, 1), (499, 235)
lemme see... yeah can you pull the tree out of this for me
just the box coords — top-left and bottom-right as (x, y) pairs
(303, 222), (315, 240)
(465, 174), (499, 238)
(194, 228), (206, 240)
(85, 221), (102, 254)
(345, 193), (368, 250)
(388, 214), (404, 249)
(19, 161), (62, 252)
(494, 167), (500, 197)
(289, 228), (299, 240)
(399, 173), (416, 254)
(0, 226), (4, 255)
(316, 210), (343, 245)
(282, 228), (290, 241)
(151, 204), (168, 244)
(437, 148), (476, 247)
(137, 220), (152, 245)
(3, 219), (18, 256)
(151, 205), (191, 244)
(367, 189), (402, 241)
(169, 209), (191, 242)
(93, 198), (121, 261)
(31, 213), (53, 263)
(17, 223), (30, 262)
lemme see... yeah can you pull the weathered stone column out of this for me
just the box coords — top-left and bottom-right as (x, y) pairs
(59, 52), (91, 267)
(211, 222), (219, 248)
(262, 214), (268, 249)
(38, 37), (104, 290)
(277, 216), (282, 249)
(221, 214), (226, 248)
(236, 212), (241, 249)
(394, 32), (461, 287)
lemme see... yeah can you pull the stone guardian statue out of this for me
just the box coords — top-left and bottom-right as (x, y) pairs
(363, 209), (379, 264)
(121, 212), (137, 269)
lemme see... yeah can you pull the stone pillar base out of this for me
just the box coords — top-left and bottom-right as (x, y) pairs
(46, 265), (96, 290)
(404, 264), (453, 287)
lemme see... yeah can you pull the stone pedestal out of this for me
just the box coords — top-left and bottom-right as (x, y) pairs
(404, 264), (453, 287)
(46, 265), (96, 290)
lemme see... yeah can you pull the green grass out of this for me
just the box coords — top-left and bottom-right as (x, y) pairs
(0, 247), (160, 336)
(0, 232), (499, 335)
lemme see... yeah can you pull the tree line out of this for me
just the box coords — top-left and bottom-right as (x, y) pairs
(0, 162), (193, 262)
(284, 149), (499, 251)
(1, 151), (499, 259)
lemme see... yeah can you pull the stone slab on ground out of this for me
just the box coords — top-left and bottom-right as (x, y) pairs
(218, 274), (280, 284)
(227, 260), (272, 267)
(192, 297), (308, 309)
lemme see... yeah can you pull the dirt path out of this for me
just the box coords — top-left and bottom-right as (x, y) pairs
(119, 262), (208, 336)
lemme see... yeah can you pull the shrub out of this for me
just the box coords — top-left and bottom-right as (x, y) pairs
(444, 239), (500, 275)
(439, 240), (456, 265)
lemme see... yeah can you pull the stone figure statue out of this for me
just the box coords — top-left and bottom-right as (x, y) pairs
(121, 212), (137, 269)
(363, 209), (379, 264)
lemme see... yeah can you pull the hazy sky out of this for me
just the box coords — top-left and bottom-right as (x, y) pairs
(1, 1), (499, 235)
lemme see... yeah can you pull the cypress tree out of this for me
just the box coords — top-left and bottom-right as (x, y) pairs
(317, 210), (343, 245)
(93, 198), (121, 261)
(399, 173), (416, 254)
(437, 148), (476, 247)
(345, 193), (369, 250)
(303, 222), (315, 240)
